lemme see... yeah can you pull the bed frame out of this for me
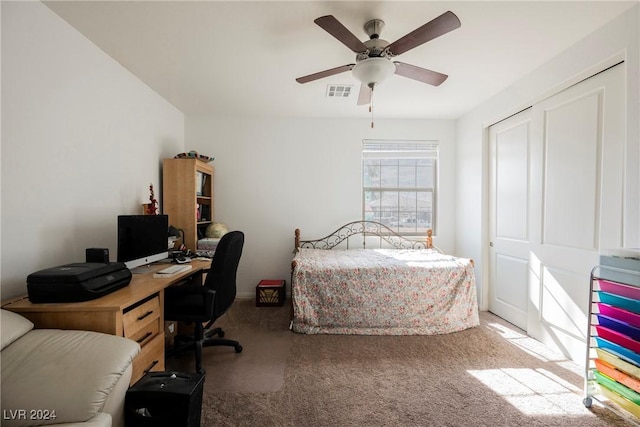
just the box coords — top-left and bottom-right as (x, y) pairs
(294, 220), (434, 251)
(290, 221), (479, 335)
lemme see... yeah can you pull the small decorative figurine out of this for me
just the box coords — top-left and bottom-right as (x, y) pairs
(145, 184), (159, 215)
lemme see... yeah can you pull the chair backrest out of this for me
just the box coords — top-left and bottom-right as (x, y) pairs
(205, 231), (244, 319)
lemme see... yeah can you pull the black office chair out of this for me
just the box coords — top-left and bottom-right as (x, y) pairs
(165, 231), (244, 373)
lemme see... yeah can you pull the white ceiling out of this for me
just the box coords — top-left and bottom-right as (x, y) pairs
(44, 1), (636, 120)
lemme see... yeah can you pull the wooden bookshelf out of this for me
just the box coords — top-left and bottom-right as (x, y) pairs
(162, 158), (214, 252)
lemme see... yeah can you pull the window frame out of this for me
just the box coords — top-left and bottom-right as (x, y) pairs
(362, 140), (439, 236)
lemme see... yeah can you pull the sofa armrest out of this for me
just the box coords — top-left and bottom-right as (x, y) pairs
(1, 329), (139, 426)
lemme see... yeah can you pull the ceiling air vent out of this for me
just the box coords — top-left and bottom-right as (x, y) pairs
(326, 84), (354, 98)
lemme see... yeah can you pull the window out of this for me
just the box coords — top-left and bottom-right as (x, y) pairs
(362, 140), (438, 235)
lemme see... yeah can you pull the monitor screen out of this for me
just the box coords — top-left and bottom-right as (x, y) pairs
(117, 215), (169, 271)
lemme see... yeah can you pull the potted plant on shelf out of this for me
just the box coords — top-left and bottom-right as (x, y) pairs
(143, 184), (159, 215)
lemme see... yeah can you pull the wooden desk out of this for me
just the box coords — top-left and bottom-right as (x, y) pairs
(2, 259), (211, 384)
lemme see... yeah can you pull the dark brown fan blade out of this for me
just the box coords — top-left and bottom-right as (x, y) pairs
(315, 15), (368, 53)
(394, 62), (448, 86)
(357, 83), (371, 105)
(386, 11), (461, 56)
(296, 64), (355, 84)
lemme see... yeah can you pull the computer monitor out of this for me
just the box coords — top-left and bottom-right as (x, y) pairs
(117, 215), (169, 271)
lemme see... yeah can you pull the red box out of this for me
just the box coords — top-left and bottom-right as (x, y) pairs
(256, 280), (286, 307)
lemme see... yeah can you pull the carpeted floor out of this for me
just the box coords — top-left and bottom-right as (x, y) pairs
(166, 299), (636, 427)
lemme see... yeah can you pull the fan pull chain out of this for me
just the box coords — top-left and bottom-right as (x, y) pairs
(370, 87), (375, 128)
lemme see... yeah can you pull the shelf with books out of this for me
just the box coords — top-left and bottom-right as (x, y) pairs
(196, 172), (210, 197)
(163, 158), (214, 252)
(196, 203), (211, 223)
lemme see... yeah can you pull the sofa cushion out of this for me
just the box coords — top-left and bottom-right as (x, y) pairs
(1, 309), (34, 351)
(1, 329), (139, 426)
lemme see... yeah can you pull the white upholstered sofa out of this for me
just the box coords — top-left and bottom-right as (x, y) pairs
(1, 309), (140, 427)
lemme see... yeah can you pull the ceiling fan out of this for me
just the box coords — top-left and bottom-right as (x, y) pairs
(296, 11), (461, 106)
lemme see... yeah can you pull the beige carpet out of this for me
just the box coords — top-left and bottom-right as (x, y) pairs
(166, 299), (291, 392)
(167, 299), (635, 427)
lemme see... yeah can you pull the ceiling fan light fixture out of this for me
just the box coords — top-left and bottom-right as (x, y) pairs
(352, 58), (396, 88)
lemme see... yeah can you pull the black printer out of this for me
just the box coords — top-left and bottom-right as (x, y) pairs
(27, 262), (132, 303)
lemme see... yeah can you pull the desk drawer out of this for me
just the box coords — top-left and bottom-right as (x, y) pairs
(123, 296), (161, 339)
(131, 332), (165, 385)
(129, 318), (160, 347)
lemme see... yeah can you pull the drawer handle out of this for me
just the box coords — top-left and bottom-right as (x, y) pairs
(144, 360), (159, 374)
(137, 310), (154, 321)
(136, 332), (153, 344)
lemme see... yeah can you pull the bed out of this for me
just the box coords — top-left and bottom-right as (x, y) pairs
(291, 221), (479, 335)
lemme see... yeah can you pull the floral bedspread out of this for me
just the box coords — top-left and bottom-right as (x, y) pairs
(292, 248), (479, 335)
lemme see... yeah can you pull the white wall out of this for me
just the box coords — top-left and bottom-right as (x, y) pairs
(456, 5), (640, 310)
(1, 2), (185, 299)
(187, 116), (456, 297)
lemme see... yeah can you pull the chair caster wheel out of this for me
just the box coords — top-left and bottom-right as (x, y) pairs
(235, 344), (243, 353)
(583, 397), (593, 408)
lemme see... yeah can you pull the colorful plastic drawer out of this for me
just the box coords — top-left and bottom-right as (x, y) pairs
(595, 337), (640, 366)
(597, 315), (640, 341)
(594, 370), (640, 405)
(597, 291), (640, 314)
(595, 359), (640, 393)
(596, 347), (640, 378)
(596, 325), (640, 354)
(597, 384), (640, 418)
(598, 279), (640, 300)
(598, 303), (640, 329)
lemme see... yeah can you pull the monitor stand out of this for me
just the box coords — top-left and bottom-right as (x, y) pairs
(130, 258), (173, 274)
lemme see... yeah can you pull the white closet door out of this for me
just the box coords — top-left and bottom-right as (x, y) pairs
(528, 63), (625, 364)
(489, 110), (532, 330)
(487, 63), (625, 363)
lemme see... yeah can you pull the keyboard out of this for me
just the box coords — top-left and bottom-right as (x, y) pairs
(156, 264), (193, 275)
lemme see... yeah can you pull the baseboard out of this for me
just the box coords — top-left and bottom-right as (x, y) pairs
(236, 292), (291, 300)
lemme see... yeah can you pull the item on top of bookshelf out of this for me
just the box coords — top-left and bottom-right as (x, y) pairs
(143, 184), (159, 215)
(174, 150), (214, 163)
(206, 223), (228, 238)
